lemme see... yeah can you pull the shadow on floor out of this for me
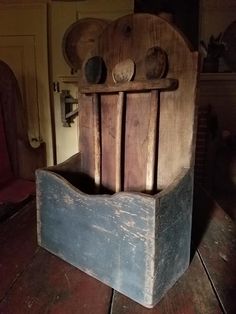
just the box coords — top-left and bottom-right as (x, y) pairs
(190, 183), (216, 261)
(0, 196), (34, 223)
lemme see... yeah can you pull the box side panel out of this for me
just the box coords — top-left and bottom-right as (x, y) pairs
(153, 169), (193, 305)
(36, 170), (156, 306)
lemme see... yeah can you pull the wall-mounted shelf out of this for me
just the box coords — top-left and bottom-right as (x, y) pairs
(79, 78), (178, 94)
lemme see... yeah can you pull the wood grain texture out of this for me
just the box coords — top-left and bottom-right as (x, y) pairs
(98, 14), (197, 190)
(115, 91), (125, 192)
(100, 94), (118, 193)
(111, 254), (222, 314)
(124, 92), (152, 192)
(146, 90), (159, 193)
(112, 59), (135, 84)
(37, 13), (198, 308)
(2, 193), (233, 314)
(197, 193), (236, 314)
(37, 168), (156, 307)
(0, 201), (38, 300)
(145, 46), (168, 80)
(93, 94), (101, 190)
(79, 78), (177, 94)
(79, 13), (198, 192)
(36, 161), (194, 307)
(153, 169), (193, 306)
(0, 248), (112, 314)
(78, 93), (95, 181)
(62, 18), (108, 71)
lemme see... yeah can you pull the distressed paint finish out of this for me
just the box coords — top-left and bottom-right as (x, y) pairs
(36, 14), (198, 308)
(111, 254), (222, 314)
(37, 166), (156, 306)
(36, 157), (193, 308)
(153, 170), (193, 306)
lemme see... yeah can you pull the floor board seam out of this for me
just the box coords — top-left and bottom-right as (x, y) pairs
(108, 289), (115, 314)
(197, 250), (226, 314)
(0, 246), (40, 304)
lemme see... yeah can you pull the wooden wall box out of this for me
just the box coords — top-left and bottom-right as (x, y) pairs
(37, 14), (198, 308)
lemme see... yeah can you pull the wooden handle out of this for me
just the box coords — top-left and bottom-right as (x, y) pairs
(146, 90), (159, 192)
(115, 91), (125, 192)
(93, 93), (101, 191)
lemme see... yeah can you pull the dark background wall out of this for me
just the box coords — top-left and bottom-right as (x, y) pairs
(134, 0), (199, 49)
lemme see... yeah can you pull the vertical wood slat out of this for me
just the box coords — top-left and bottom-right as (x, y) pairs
(91, 14), (198, 191)
(93, 93), (101, 191)
(79, 94), (96, 183)
(146, 90), (159, 193)
(124, 92), (152, 192)
(115, 91), (125, 192)
(100, 94), (117, 193)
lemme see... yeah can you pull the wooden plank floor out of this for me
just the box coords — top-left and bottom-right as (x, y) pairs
(0, 190), (235, 314)
(197, 194), (236, 314)
(111, 254), (221, 314)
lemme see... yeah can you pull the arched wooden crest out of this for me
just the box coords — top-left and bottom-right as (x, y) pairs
(37, 14), (199, 308)
(78, 13), (198, 193)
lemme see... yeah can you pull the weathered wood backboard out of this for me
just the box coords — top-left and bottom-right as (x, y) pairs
(37, 14), (198, 308)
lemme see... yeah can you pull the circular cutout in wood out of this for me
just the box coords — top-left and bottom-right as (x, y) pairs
(62, 18), (109, 72)
(222, 20), (236, 71)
